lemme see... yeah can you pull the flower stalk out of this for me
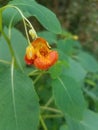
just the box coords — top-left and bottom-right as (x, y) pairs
(0, 7), (18, 67)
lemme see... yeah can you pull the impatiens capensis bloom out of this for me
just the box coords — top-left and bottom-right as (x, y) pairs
(25, 37), (58, 70)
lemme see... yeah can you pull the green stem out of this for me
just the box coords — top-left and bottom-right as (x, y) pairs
(0, 8), (2, 32)
(0, 7), (18, 67)
(40, 115), (48, 130)
(33, 71), (46, 84)
(42, 114), (64, 119)
(28, 69), (40, 76)
(0, 59), (11, 64)
(41, 96), (53, 115)
(40, 106), (62, 114)
(33, 73), (42, 84)
(2, 31), (18, 67)
(44, 97), (53, 107)
(2, 31), (14, 56)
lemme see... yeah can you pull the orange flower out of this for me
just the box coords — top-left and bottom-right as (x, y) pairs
(25, 37), (58, 70)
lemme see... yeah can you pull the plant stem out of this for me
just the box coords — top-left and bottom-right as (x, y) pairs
(28, 69), (40, 76)
(43, 114), (64, 119)
(0, 7), (18, 67)
(2, 31), (14, 56)
(0, 59), (11, 64)
(44, 96), (53, 107)
(40, 106), (62, 114)
(2, 31), (18, 67)
(41, 97), (53, 114)
(0, 9), (2, 32)
(33, 73), (42, 84)
(33, 71), (46, 84)
(40, 115), (48, 130)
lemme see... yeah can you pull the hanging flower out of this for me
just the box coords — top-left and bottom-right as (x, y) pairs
(25, 37), (58, 70)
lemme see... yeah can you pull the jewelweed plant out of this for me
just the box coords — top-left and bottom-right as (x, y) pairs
(0, 0), (98, 130)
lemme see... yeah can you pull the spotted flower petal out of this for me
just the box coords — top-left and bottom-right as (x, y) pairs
(24, 37), (58, 70)
(34, 51), (58, 70)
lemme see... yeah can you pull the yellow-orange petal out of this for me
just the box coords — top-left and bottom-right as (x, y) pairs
(26, 45), (35, 60)
(34, 51), (58, 70)
(31, 37), (51, 49)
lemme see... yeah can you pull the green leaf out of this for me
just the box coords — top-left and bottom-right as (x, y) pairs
(38, 31), (57, 44)
(83, 110), (98, 130)
(0, 63), (9, 73)
(49, 61), (66, 79)
(64, 58), (87, 82)
(84, 82), (98, 104)
(3, 7), (31, 26)
(49, 53), (69, 79)
(67, 110), (98, 130)
(0, 67), (39, 130)
(52, 75), (86, 120)
(67, 116), (84, 130)
(0, 34), (11, 61)
(78, 52), (98, 73)
(0, 27), (27, 70)
(60, 125), (69, 130)
(9, 0), (61, 34)
(10, 28), (27, 70)
(57, 39), (80, 55)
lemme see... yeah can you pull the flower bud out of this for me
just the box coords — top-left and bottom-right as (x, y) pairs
(29, 29), (37, 39)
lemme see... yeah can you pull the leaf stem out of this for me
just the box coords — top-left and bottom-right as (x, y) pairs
(0, 8), (2, 32)
(28, 69), (40, 76)
(2, 5), (37, 44)
(33, 73), (42, 84)
(2, 30), (18, 67)
(9, 5), (31, 44)
(33, 71), (46, 84)
(40, 106), (62, 114)
(42, 114), (64, 119)
(44, 96), (53, 107)
(41, 97), (54, 114)
(0, 7), (18, 67)
(0, 59), (11, 64)
(11, 57), (18, 129)
(40, 115), (48, 130)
